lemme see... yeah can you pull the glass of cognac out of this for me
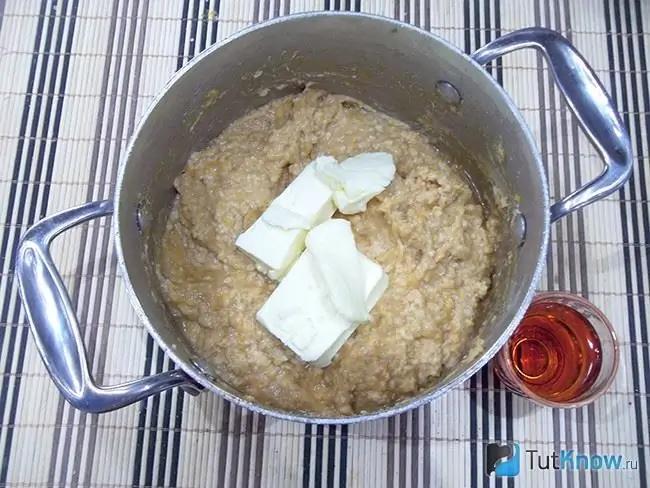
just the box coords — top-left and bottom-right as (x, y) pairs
(492, 291), (619, 407)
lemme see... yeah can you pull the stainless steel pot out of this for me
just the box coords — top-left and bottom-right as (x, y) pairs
(15, 12), (632, 423)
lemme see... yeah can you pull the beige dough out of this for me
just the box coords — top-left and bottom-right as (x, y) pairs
(156, 90), (498, 415)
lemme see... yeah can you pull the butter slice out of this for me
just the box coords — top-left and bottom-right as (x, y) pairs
(256, 250), (387, 366)
(314, 252), (388, 367)
(305, 219), (369, 322)
(256, 251), (350, 364)
(235, 159), (336, 279)
(314, 152), (396, 214)
(263, 158), (337, 229)
(235, 220), (306, 280)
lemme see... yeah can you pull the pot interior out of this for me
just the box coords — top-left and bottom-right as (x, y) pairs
(115, 13), (548, 418)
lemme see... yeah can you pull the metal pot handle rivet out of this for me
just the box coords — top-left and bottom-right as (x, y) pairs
(471, 27), (633, 222)
(435, 80), (462, 107)
(15, 200), (202, 414)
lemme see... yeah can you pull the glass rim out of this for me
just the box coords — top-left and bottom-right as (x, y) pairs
(495, 291), (620, 409)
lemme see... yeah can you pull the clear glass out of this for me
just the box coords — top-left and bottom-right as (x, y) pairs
(492, 291), (619, 408)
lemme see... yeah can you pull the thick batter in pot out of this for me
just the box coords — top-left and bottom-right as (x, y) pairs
(156, 90), (499, 415)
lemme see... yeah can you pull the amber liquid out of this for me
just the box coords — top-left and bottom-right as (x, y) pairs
(506, 302), (602, 402)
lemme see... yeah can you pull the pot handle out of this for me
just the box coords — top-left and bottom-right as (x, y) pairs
(15, 200), (202, 414)
(471, 27), (633, 222)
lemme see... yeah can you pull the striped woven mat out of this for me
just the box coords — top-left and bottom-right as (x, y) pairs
(0, 0), (648, 487)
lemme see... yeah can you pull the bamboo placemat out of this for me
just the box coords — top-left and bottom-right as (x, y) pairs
(0, 0), (648, 486)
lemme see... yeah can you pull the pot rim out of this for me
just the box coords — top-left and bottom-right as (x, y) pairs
(113, 11), (550, 424)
